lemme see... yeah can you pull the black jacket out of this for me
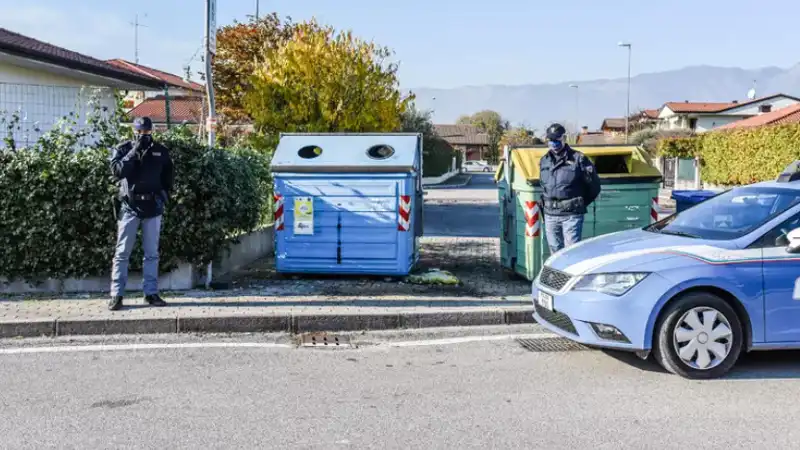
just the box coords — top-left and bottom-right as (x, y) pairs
(539, 145), (601, 216)
(110, 137), (174, 218)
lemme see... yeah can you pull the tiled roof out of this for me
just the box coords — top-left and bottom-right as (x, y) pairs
(433, 124), (490, 145)
(663, 102), (736, 113)
(662, 94), (800, 114)
(0, 27), (162, 89)
(716, 103), (800, 130)
(106, 59), (204, 91)
(577, 133), (624, 145)
(601, 118), (626, 129)
(643, 109), (659, 119)
(127, 96), (203, 123)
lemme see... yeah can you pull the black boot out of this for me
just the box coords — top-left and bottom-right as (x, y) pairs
(108, 296), (123, 311)
(144, 294), (167, 307)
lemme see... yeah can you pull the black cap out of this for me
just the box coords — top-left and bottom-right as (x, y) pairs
(133, 116), (153, 131)
(545, 123), (566, 140)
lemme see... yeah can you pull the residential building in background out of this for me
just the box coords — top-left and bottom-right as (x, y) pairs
(106, 59), (204, 110)
(600, 118), (626, 136)
(655, 94), (800, 132)
(434, 124), (490, 161)
(0, 27), (161, 148)
(715, 103), (800, 131)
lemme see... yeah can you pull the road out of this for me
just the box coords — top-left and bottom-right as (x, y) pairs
(2, 330), (800, 449)
(424, 173), (499, 237)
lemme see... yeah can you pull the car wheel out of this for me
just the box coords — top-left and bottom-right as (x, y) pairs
(653, 292), (744, 380)
(484, 167), (491, 172)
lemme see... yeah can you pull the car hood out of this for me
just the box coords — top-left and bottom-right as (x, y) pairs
(544, 229), (741, 276)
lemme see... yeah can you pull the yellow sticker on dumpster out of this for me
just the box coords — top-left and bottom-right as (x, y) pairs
(293, 197), (314, 235)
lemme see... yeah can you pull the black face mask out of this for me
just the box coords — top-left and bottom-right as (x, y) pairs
(137, 134), (152, 144)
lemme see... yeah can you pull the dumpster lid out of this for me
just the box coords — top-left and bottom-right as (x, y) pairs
(509, 145), (662, 181)
(271, 133), (422, 173)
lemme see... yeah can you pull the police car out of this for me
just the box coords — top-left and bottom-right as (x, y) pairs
(532, 161), (800, 379)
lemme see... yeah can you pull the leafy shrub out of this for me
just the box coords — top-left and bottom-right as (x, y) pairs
(0, 124), (272, 282)
(657, 136), (701, 159)
(655, 123), (800, 185)
(632, 128), (694, 154)
(700, 124), (800, 185)
(423, 136), (456, 177)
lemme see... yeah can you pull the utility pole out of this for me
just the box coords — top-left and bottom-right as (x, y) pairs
(204, 0), (218, 289)
(569, 84), (579, 141)
(205, 0), (217, 147)
(618, 41), (632, 143)
(130, 14), (148, 64)
(255, 0), (260, 20)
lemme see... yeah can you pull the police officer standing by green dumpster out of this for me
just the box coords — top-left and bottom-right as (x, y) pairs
(539, 123), (601, 254)
(108, 117), (174, 311)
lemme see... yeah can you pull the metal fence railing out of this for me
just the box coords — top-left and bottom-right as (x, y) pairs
(0, 82), (116, 149)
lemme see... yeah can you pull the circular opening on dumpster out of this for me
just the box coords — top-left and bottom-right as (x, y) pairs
(298, 145), (323, 159)
(367, 144), (395, 160)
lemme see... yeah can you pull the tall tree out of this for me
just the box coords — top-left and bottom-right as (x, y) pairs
(244, 20), (413, 134)
(457, 110), (508, 164)
(499, 127), (538, 150)
(212, 13), (297, 121)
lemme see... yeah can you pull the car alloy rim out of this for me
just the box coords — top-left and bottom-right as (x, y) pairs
(672, 306), (733, 370)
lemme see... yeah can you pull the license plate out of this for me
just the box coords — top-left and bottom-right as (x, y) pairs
(537, 291), (553, 311)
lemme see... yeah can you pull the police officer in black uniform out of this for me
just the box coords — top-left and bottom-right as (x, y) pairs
(108, 117), (173, 311)
(539, 123), (601, 254)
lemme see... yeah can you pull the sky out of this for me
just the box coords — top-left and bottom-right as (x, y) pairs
(1, 0), (799, 90)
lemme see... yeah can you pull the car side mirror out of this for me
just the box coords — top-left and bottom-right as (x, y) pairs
(787, 228), (800, 254)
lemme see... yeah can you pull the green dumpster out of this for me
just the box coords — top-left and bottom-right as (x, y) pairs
(497, 144), (663, 281)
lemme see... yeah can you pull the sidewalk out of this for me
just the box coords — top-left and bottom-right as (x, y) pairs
(0, 292), (533, 338)
(424, 173), (472, 189)
(0, 236), (533, 338)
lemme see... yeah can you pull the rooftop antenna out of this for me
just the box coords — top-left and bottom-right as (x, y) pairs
(129, 13), (149, 64)
(747, 79), (757, 100)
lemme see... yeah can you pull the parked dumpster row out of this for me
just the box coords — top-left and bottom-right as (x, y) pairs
(269, 133), (681, 280)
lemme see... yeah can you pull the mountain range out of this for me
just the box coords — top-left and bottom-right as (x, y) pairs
(408, 63), (800, 132)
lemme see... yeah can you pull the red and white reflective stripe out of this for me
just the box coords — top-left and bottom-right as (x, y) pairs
(523, 201), (541, 237)
(651, 197), (659, 223)
(274, 193), (285, 231)
(398, 195), (411, 231)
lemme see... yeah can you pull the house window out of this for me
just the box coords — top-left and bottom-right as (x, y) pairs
(689, 118), (698, 130)
(760, 104), (772, 113)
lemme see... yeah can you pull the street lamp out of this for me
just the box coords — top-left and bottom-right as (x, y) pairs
(569, 84), (579, 141)
(618, 41), (632, 143)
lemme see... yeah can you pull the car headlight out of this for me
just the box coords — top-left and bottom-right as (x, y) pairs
(571, 272), (649, 296)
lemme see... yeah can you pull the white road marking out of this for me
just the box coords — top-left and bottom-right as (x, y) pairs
(0, 333), (562, 355)
(0, 342), (294, 355)
(381, 333), (558, 348)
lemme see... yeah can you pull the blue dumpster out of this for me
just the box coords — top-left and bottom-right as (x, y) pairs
(671, 190), (719, 213)
(271, 133), (424, 276)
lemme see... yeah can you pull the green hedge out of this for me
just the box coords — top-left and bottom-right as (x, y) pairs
(0, 126), (272, 282)
(422, 136), (456, 177)
(656, 136), (700, 159)
(657, 124), (800, 185)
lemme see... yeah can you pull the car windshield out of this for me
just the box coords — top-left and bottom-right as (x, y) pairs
(647, 186), (800, 240)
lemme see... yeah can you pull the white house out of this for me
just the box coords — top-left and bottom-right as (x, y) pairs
(656, 94), (800, 133)
(0, 27), (162, 148)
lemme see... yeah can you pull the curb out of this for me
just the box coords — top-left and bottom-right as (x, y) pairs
(0, 307), (535, 338)
(423, 174), (473, 190)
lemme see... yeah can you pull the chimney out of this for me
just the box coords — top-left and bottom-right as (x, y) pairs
(732, 100), (738, 104)
(581, 126), (589, 134)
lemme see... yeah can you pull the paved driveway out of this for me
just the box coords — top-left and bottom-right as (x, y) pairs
(424, 173), (499, 238)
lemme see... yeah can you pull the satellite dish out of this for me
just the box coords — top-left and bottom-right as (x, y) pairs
(747, 88), (756, 100)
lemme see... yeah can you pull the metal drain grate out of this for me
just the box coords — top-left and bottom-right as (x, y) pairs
(299, 332), (352, 348)
(516, 337), (589, 352)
